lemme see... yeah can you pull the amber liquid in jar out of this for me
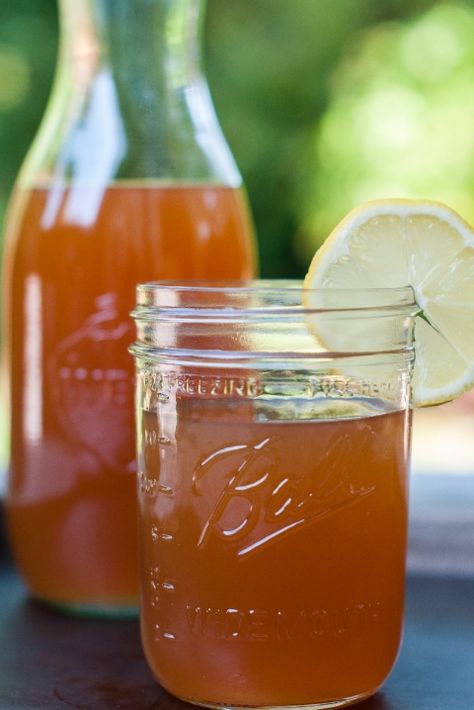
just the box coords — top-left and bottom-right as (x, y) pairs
(139, 397), (410, 706)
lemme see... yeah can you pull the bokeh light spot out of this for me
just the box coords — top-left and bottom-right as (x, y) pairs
(401, 12), (464, 82)
(0, 45), (30, 111)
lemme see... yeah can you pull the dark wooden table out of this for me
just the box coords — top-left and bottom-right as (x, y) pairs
(0, 565), (473, 710)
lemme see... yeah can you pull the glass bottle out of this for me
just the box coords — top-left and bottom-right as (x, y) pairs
(2, 0), (256, 616)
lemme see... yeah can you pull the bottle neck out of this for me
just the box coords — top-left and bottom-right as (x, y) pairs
(22, 0), (241, 186)
(58, 0), (204, 88)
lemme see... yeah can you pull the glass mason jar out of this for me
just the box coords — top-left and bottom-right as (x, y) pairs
(2, 0), (256, 617)
(131, 280), (417, 710)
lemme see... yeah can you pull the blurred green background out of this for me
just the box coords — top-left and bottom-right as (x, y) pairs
(1, 0), (474, 472)
(1, 0), (474, 275)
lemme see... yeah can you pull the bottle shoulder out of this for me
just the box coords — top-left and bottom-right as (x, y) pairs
(18, 69), (242, 189)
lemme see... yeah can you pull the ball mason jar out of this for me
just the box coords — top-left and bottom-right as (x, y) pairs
(130, 280), (417, 710)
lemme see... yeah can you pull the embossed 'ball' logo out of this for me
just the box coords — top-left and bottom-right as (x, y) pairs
(192, 432), (376, 557)
(49, 293), (135, 472)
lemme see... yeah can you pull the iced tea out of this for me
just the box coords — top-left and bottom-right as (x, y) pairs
(139, 397), (410, 706)
(5, 182), (255, 611)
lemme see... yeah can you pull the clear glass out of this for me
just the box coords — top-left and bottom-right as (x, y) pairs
(2, 0), (256, 618)
(131, 280), (417, 709)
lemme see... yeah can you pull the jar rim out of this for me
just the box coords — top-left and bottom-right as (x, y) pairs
(136, 278), (414, 294)
(133, 279), (417, 316)
(130, 280), (417, 365)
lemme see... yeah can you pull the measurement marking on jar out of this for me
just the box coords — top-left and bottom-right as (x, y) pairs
(150, 563), (178, 642)
(138, 472), (158, 495)
(154, 624), (177, 642)
(151, 525), (174, 544)
(162, 581), (176, 591)
(143, 430), (172, 448)
(150, 567), (177, 594)
(158, 484), (174, 496)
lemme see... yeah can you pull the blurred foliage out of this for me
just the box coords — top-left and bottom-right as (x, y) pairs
(0, 0), (57, 226)
(297, 2), (474, 262)
(205, 0), (443, 275)
(2, 0), (465, 278)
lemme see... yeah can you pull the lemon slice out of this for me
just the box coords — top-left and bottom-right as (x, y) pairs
(303, 199), (474, 406)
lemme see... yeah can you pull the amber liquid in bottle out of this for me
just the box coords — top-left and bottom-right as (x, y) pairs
(5, 182), (255, 611)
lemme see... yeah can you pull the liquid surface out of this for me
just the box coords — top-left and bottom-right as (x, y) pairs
(139, 399), (410, 706)
(4, 183), (255, 608)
